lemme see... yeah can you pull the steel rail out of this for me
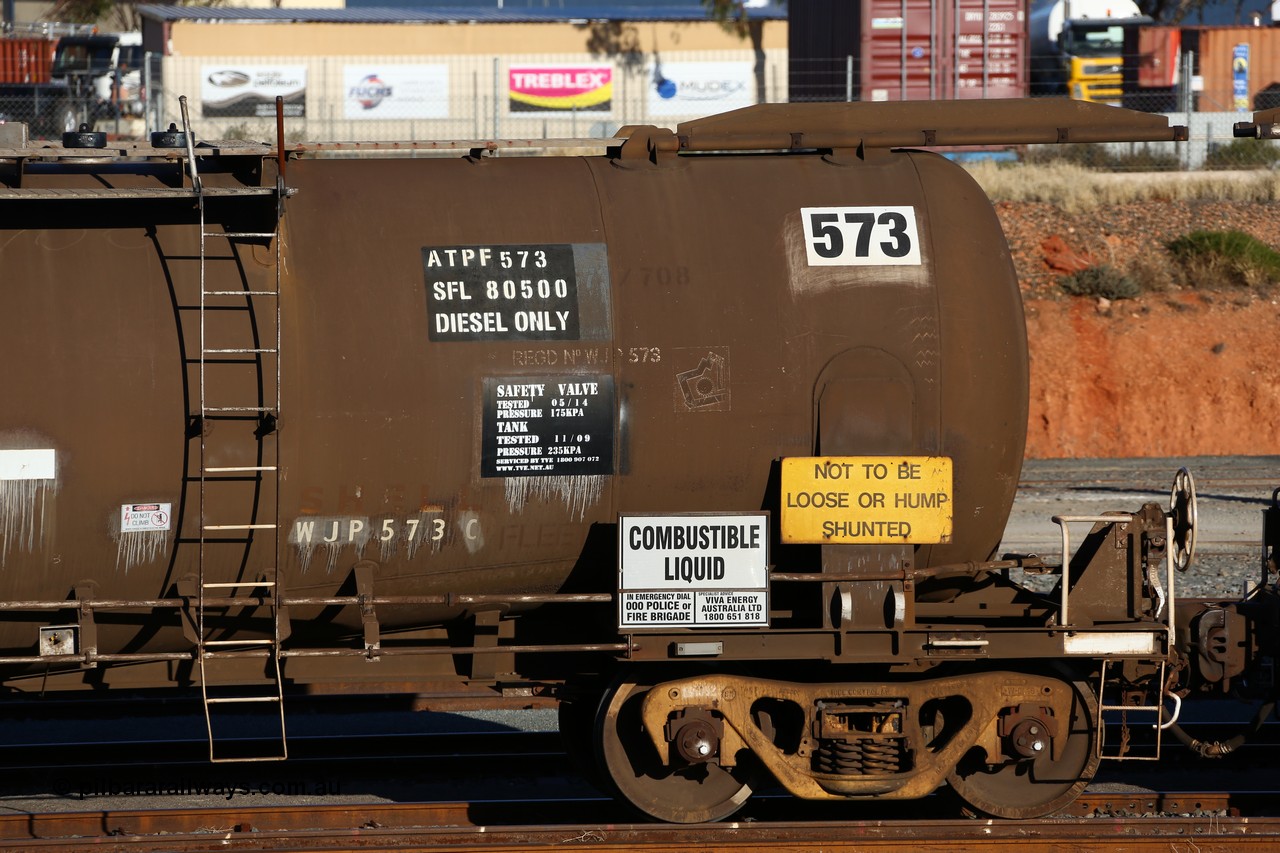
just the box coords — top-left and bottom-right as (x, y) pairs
(0, 796), (1274, 852)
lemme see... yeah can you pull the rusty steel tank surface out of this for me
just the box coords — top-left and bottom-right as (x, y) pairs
(0, 105), (1027, 661)
(0, 114), (1018, 655)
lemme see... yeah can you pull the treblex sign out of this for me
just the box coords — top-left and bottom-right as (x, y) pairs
(508, 64), (612, 113)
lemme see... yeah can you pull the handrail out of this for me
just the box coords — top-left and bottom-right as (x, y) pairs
(1052, 514), (1135, 629)
(1050, 513), (1173, 639)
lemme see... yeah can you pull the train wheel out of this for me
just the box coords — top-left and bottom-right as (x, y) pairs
(596, 678), (757, 823)
(946, 676), (1099, 819)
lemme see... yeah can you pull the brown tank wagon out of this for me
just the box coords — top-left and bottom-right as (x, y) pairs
(0, 98), (1276, 823)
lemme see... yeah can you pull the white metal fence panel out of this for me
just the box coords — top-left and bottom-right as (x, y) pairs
(160, 50), (789, 142)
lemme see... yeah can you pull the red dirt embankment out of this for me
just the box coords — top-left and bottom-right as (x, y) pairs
(994, 200), (1280, 459)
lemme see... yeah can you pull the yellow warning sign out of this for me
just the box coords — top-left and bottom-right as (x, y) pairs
(780, 456), (953, 544)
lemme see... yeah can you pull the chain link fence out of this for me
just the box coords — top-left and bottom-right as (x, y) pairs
(0, 50), (158, 139)
(787, 51), (1280, 170)
(152, 50), (787, 144)
(5, 47), (1276, 170)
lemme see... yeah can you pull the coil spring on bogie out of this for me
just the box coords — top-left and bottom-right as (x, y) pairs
(814, 736), (906, 775)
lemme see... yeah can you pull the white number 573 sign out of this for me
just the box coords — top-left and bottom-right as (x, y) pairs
(801, 206), (922, 267)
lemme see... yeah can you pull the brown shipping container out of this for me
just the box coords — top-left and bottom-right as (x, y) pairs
(0, 37), (54, 84)
(787, 0), (1027, 101)
(1125, 25), (1280, 111)
(1196, 27), (1280, 112)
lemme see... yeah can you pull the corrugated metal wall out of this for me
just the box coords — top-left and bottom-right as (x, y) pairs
(1198, 27), (1280, 111)
(789, 0), (1028, 102)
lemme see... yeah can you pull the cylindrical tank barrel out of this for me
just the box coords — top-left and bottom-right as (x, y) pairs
(0, 108), (1027, 659)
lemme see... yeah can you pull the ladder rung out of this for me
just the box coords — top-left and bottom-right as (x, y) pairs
(1100, 704), (1163, 713)
(0, 187), (200, 200)
(189, 130), (289, 763)
(200, 187), (281, 198)
(204, 639), (276, 647)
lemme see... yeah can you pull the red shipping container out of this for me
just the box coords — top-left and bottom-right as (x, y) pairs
(1136, 27), (1180, 89)
(860, 0), (1028, 101)
(0, 37), (56, 84)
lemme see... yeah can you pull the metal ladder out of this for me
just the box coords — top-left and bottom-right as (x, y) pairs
(180, 97), (288, 762)
(1096, 659), (1167, 761)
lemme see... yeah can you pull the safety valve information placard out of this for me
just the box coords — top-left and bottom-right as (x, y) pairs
(780, 457), (952, 544)
(618, 513), (769, 629)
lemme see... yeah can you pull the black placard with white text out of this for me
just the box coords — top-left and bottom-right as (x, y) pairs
(481, 375), (614, 477)
(425, 244), (586, 341)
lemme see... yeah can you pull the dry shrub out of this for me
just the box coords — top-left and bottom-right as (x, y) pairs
(964, 161), (1280, 213)
(1203, 138), (1280, 170)
(1059, 265), (1141, 299)
(1167, 230), (1280, 290)
(1123, 253), (1176, 294)
(1177, 254), (1274, 290)
(1175, 253), (1231, 290)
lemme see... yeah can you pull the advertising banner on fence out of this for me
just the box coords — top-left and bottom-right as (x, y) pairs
(508, 64), (612, 114)
(647, 61), (755, 116)
(343, 65), (449, 120)
(1232, 43), (1250, 112)
(202, 65), (307, 118)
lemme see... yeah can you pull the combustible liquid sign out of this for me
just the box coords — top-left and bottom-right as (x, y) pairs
(780, 456), (952, 544)
(618, 513), (769, 629)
